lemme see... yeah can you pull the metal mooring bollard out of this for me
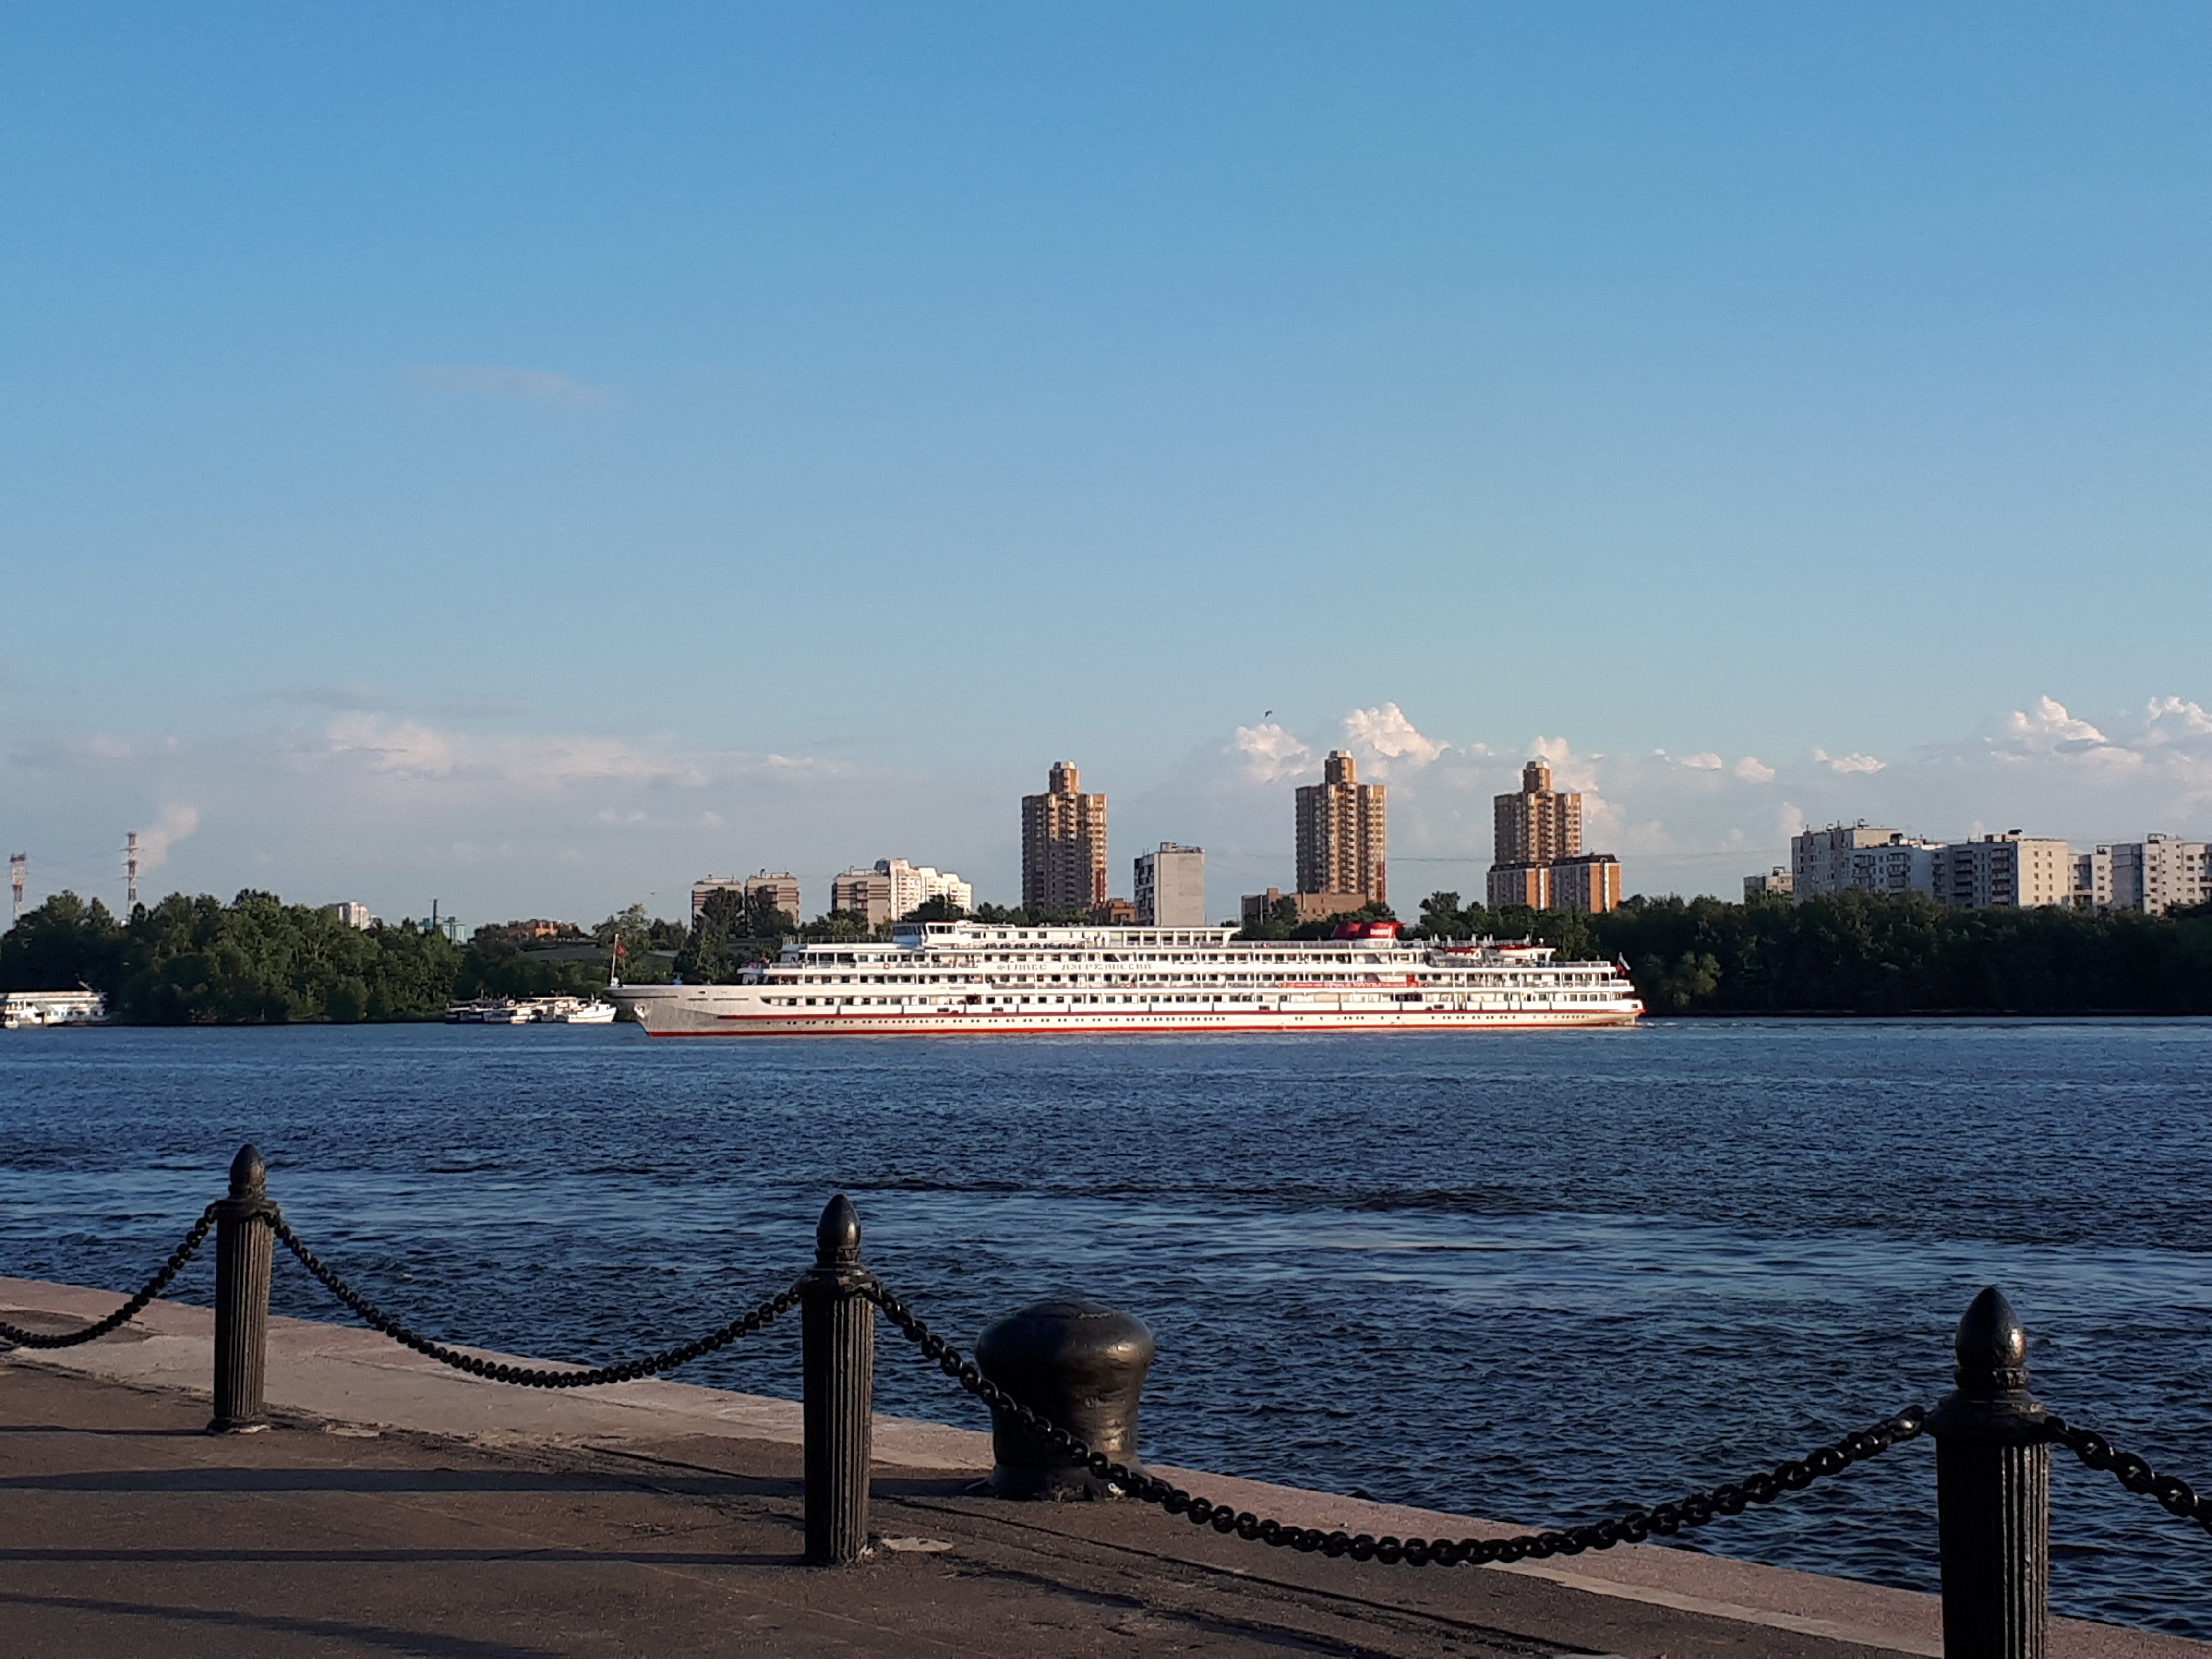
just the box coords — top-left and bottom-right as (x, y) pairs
(208, 1144), (276, 1433)
(975, 1299), (1154, 1499)
(1929, 1286), (2049, 1659)
(801, 1194), (877, 1563)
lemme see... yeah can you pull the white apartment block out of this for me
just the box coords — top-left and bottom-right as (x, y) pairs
(1850, 840), (1936, 898)
(1791, 825), (1937, 899)
(2072, 848), (2114, 911)
(1931, 834), (2073, 911)
(320, 902), (373, 930)
(2111, 835), (2210, 915)
(878, 859), (972, 918)
(831, 860), (973, 926)
(1743, 867), (1793, 899)
(1134, 844), (1206, 927)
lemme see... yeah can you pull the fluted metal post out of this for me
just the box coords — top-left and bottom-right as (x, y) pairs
(1929, 1286), (2049, 1659)
(801, 1194), (876, 1563)
(209, 1144), (276, 1433)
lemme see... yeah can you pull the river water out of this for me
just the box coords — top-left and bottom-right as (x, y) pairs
(1, 1020), (2206, 1635)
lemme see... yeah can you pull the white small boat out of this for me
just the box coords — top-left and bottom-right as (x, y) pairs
(557, 1001), (618, 1024)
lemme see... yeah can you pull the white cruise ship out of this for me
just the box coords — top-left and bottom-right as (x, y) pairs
(606, 920), (1642, 1037)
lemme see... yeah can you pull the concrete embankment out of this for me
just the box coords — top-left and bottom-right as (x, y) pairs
(2, 1275), (2201, 1659)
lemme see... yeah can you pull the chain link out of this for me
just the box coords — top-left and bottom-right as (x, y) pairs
(2046, 1414), (2212, 1539)
(0, 1207), (219, 1349)
(867, 1280), (1924, 1567)
(271, 1216), (803, 1387)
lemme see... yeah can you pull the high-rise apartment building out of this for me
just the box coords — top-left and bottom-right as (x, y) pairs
(1931, 834), (2073, 911)
(1488, 863), (1551, 910)
(1791, 824), (1940, 898)
(1551, 854), (1622, 914)
(1295, 751), (1387, 905)
(1486, 760), (1618, 912)
(829, 867), (892, 924)
(1134, 844), (1206, 927)
(2073, 847), (2114, 911)
(691, 871), (803, 927)
(2110, 835), (2210, 915)
(1848, 839), (1937, 898)
(1022, 761), (1109, 913)
(1494, 760), (1582, 866)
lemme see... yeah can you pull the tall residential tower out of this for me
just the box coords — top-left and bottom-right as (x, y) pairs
(1295, 751), (1387, 906)
(1022, 761), (1109, 913)
(1489, 759), (1620, 912)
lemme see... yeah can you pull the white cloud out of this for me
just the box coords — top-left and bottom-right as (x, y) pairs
(134, 803), (200, 872)
(2003, 695), (2109, 753)
(1529, 735), (1602, 794)
(1682, 752), (1725, 770)
(1230, 721), (1313, 783)
(308, 715), (845, 798)
(1814, 748), (1887, 774)
(2145, 696), (2212, 738)
(1342, 703), (1445, 773)
(407, 364), (613, 409)
(1734, 756), (1777, 782)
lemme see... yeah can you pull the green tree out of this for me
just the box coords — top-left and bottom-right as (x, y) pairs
(800, 908), (878, 943)
(593, 904), (677, 984)
(456, 926), (614, 1000)
(675, 889), (794, 984)
(0, 893), (126, 992)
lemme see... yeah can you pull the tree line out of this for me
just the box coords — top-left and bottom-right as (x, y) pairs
(0, 891), (685, 1023)
(1412, 889), (2212, 1015)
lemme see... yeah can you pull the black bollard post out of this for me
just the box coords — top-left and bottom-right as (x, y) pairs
(208, 1144), (276, 1434)
(1928, 1286), (2049, 1659)
(801, 1194), (877, 1563)
(976, 1300), (1154, 1499)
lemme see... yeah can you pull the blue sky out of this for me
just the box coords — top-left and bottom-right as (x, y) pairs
(5, 4), (2209, 922)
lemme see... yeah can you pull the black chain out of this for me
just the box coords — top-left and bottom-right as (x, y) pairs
(867, 1280), (1924, 1566)
(271, 1217), (803, 1387)
(0, 1207), (219, 1349)
(2046, 1414), (2212, 1539)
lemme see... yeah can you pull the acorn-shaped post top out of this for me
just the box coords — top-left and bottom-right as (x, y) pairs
(228, 1143), (267, 1201)
(1954, 1284), (2029, 1394)
(816, 1193), (862, 1267)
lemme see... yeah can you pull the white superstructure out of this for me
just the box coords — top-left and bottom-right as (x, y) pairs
(0, 990), (109, 1030)
(608, 920), (1642, 1037)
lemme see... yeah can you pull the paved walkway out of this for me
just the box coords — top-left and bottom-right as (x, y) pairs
(3, 1278), (2202, 1658)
